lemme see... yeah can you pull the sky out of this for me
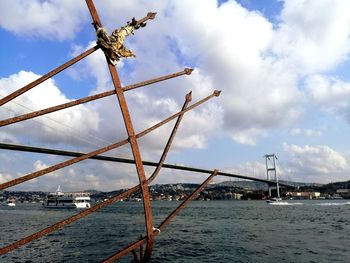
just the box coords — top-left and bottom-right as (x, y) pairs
(1, 0), (350, 191)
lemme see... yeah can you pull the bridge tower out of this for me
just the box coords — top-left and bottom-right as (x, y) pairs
(265, 153), (279, 198)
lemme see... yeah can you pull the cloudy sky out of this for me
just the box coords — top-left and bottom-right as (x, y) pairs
(1, 0), (350, 191)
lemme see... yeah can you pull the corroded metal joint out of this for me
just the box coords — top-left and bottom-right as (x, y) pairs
(213, 90), (222, 97)
(185, 91), (193, 102)
(184, 68), (194, 75)
(147, 12), (157, 20)
(95, 12), (157, 65)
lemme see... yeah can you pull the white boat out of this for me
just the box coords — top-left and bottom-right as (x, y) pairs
(43, 186), (91, 209)
(7, 198), (16, 207)
(266, 197), (282, 203)
(266, 198), (289, 205)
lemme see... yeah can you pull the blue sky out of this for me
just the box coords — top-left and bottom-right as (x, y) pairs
(1, 0), (350, 191)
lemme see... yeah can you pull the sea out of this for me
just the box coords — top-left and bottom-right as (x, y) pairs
(1, 200), (349, 263)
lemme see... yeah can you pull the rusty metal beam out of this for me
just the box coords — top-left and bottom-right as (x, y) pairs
(85, 0), (103, 28)
(133, 92), (191, 262)
(0, 91), (219, 191)
(0, 179), (136, 255)
(0, 138), (125, 190)
(135, 12), (157, 27)
(158, 170), (218, 230)
(0, 90), (114, 127)
(123, 68), (193, 92)
(147, 92), (191, 182)
(0, 68), (193, 127)
(107, 36), (155, 263)
(102, 170), (218, 262)
(0, 92), (190, 256)
(104, 239), (146, 262)
(85, 0), (157, 260)
(137, 90), (220, 139)
(0, 46), (99, 107)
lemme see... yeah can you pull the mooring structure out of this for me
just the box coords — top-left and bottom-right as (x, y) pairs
(0, 1), (284, 261)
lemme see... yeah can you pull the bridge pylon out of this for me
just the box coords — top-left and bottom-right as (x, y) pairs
(265, 153), (279, 198)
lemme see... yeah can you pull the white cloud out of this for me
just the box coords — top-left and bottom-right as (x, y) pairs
(84, 0), (304, 146)
(166, 0), (304, 144)
(290, 128), (322, 137)
(0, 132), (18, 143)
(223, 161), (267, 180)
(68, 44), (223, 155)
(282, 143), (349, 183)
(33, 160), (49, 171)
(229, 128), (266, 146)
(69, 41), (115, 91)
(0, 172), (12, 184)
(306, 75), (350, 123)
(0, 71), (100, 147)
(0, 0), (86, 40)
(273, 0), (350, 74)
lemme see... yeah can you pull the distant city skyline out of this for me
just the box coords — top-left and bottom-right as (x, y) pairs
(1, 0), (350, 191)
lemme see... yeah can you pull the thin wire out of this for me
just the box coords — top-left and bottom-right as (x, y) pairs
(0, 94), (131, 159)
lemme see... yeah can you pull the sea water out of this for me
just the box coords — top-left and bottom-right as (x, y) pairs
(1, 200), (349, 262)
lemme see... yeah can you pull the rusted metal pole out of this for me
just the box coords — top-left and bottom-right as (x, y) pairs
(0, 169), (218, 258)
(0, 138), (124, 191)
(0, 90), (114, 127)
(0, 46), (99, 107)
(109, 51), (156, 263)
(123, 68), (193, 92)
(0, 68), (193, 127)
(85, 0), (157, 260)
(158, 170), (218, 230)
(139, 235), (144, 262)
(0, 91), (218, 191)
(0, 180), (138, 255)
(148, 92), (191, 183)
(85, 0), (103, 28)
(103, 239), (146, 262)
(132, 250), (140, 263)
(134, 92), (191, 262)
(137, 90), (220, 139)
(135, 12), (157, 26)
(0, 92), (191, 256)
(102, 170), (218, 262)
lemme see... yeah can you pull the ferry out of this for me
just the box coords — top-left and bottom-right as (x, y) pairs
(43, 186), (91, 209)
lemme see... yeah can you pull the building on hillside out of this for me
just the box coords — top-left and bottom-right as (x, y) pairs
(286, 191), (321, 199)
(233, 193), (242, 200)
(336, 189), (350, 198)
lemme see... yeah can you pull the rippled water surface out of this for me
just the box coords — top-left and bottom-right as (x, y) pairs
(1, 200), (350, 262)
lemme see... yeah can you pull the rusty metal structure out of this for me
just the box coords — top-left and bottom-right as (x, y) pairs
(0, 1), (282, 261)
